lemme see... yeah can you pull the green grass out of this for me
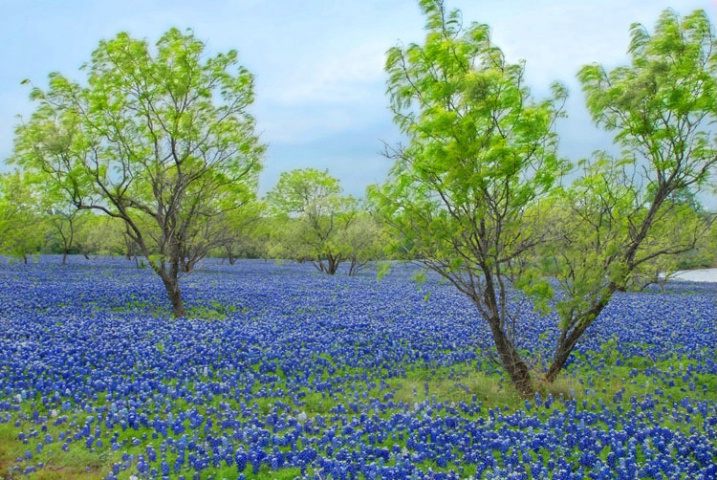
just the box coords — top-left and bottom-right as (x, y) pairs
(0, 420), (122, 480)
(107, 296), (242, 320)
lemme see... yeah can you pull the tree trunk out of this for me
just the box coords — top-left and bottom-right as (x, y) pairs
(226, 247), (237, 265)
(62, 250), (68, 265)
(487, 318), (534, 397)
(326, 254), (339, 275)
(477, 268), (534, 397)
(160, 273), (186, 318)
(544, 324), (589, 383)
(181, 257), (195, 273)
(544, 292), (613, 383)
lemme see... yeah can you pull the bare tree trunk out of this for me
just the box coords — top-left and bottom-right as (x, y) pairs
(545, 324), (589, 383)
(326, 254), (340, 275)
(348, 255), (367, 276)
(62, 250), (68, 265)
(486, 317), (533, 397)
(159, 272), (186, 318)
(181, 257), (196, 273)
(313, 260), (326, 273)
(478, 269), (535, 397)
(545, 292), (613, 382)
(225, 245), (237, 265)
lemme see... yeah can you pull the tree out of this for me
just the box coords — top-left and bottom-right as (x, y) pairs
(372, 1), (716, 396)
(266, 168), (358, 275)
(40, 179), (87, 264)
(541, 7), (716, 382)
(337, 206), (387, 276)
(73, 213), (126, 258)
(216, 200), (268, 263)
(0, 172), (48, 263)
(45, 206), (82, 264)
(369, 0), (567, 396)
(12, 28), (264, 317)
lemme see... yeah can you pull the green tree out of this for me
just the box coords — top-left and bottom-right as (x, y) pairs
(12, 28), (264, 317)
(45, 206), (82, 263)
(373, 2), (715, 396)
(542, 8), (716, 382)
(369, 0), (567, 396)
(0, 171), (48, 263)
(266, 168), (358, 275)
(338, 205), (387, 276)
(217, 200), (268, 263)
(39, 178), (87, 264)
(73, 213), (126, 258)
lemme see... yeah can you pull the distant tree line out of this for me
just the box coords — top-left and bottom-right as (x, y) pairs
(0, 167), (392, 269)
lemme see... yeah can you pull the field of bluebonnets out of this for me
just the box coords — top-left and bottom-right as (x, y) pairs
(0, 256), (715, 479)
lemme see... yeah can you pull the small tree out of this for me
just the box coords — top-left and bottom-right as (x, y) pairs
(0, 172), (49, 263)
(338, 207), (387, 276)
(74, 213), (126, 258)
(40, 181), (86, 264)
(218, 201), (268, 263)
(267, 168), (357, 275)
(12, 28), (264, 317)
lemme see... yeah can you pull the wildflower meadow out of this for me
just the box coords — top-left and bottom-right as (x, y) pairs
(0, 257), (715, 479)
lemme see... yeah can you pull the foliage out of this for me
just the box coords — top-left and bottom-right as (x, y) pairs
(0, 258), (714, 479)
(0, 171), (48, 263)
(212, 200), (269, 263)
(11, 28), (264, 316)
(337, 207), (388, 275)
(74, 214), (128, 258)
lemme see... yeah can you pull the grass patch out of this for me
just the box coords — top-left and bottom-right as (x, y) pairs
(108, 297), (242, 320)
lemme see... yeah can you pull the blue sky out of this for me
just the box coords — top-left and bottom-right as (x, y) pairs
(1, 0), (714, 197)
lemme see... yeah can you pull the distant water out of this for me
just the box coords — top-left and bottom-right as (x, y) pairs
(671, 268), (717, 283)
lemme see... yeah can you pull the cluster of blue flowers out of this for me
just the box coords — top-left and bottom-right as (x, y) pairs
(0, 256), (714, 478)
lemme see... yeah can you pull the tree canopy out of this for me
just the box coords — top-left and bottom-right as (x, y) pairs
(540, 7), (717, 381)
(0, 171), (48, 263)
